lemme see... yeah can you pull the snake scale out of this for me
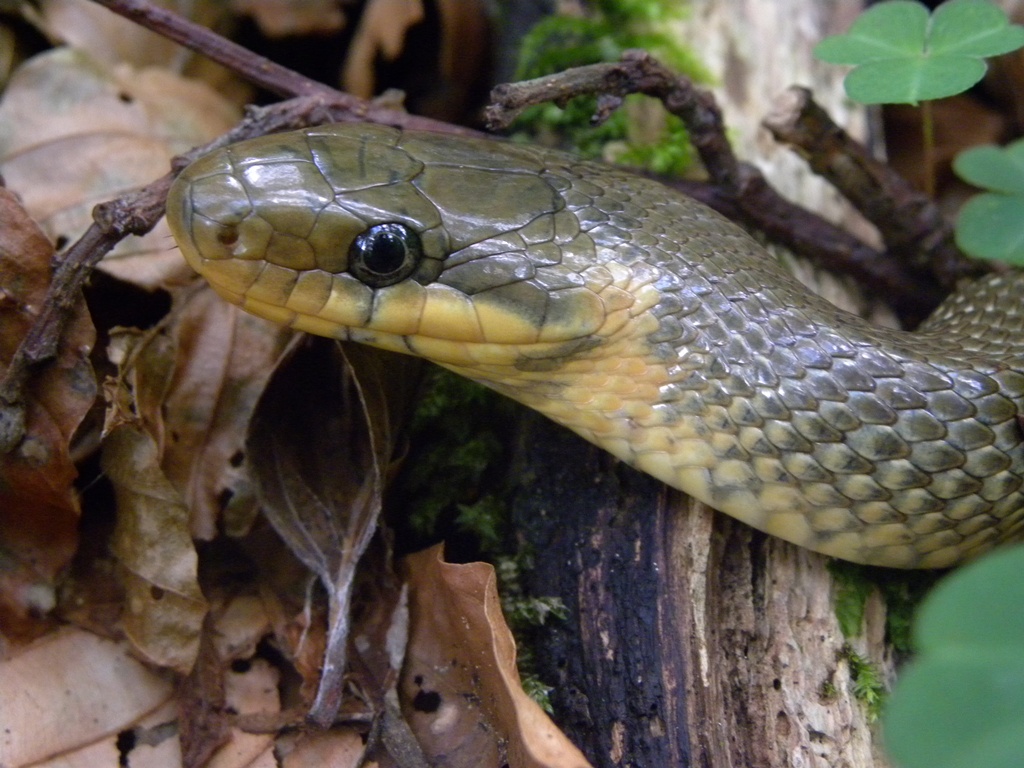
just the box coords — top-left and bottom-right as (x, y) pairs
(166, 123), (1024, 568)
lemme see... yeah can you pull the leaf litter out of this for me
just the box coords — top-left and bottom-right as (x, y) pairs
(0, 5), (594, 766)
(0, 187), (95, 644)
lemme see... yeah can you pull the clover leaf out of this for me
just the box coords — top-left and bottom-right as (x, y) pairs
(814, 0), (1024, 104)
(882, 546), (1024, 768)
(953, 140), (1024, 264)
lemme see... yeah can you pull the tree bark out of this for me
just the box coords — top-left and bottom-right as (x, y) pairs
(510, 2), (900, 766)
(511, 413), (892, 768)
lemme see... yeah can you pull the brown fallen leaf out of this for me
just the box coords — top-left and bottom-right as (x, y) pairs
(0, 46), (238, 289)
(101, 423), (208, 674)
(115, 595), (281, 768)
(400, 545), (592, 768)
(247, 337), (421, 726)
(38, 0), (224, 69)
(341, 0), (424, 98)
(134, 289), (294, 540)
(98, 281), (292, 571)
(279, 728), (368, 767)
(231, 0), (347, 37)
(0, 627), (174, 766)
(175, 596), (277, 768)
(0, 188), (95, 644)
(36, 0), (247, 103)
(204, 656), (280, 767)
(340, 0), (491, 122)
(179, 615), (232, 768)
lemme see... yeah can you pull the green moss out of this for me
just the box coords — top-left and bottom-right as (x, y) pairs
(494, 553), (568, 714)
(400, 369), (513, 539)
(520, 670), (557, 714)
(841, 644), (886, 722)
(511, 0), (710, 177)
(828, 560), (876, 638)
(877, 571), (939, 654)
(827, 560), (941, 652)
(516, 1), (706, 81)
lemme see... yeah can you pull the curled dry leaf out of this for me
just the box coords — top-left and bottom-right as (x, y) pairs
(231, 0), (347, 37)
(0, 47), (238, 288)
(400, 546), (591, 768)
(0, 627), (173, 766)
(278, 728), (367, 767)
(125, 290), (295, 540)
(117, 596), (280, 768)
(341, 0), (425, 98)
(175, 597), (277, 768)
(101, 424), (208, 674)
(341, 0), (491, 121)
(38, 0), (206, 69)
(178, 617), (232, 768)
(0, 188), (95, 643)
(210, 594), (274, 662)
(247, 338), (421, 726)
(190, 658), (280, 768)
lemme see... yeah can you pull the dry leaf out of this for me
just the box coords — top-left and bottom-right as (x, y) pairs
(211, 594), (274, 661)
(39, 0), (201, 69)
(175, 598), (278, 767)
(105, 287), (293, 542)
(247, 338), (420, 726)
(118, 701), (186, 766)
(138, 290), (294, 539)
(0, 47), (238, 288)
(208, 658), (280, 765)
(341, 0), (424, 97)
(101, 424), (209, 674)
(231, 0), (347, 37)
(115, 597), (280, 768)
(340, 0), (490, 121)
(0, 188), (95, 643)
(401, 546), (591, 768)
(279, 729), (368, 767)
(36, 0), (246, 103)
(179, 617), (232, 767)
(0, 628), (174, 766)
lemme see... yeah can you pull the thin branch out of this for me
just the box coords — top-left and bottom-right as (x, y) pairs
(89, 0), (335, 99)
(763, 86), (984, 288)
(488, 49), (743, 193)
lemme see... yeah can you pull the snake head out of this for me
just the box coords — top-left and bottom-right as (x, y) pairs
(167, 123), (648, 370)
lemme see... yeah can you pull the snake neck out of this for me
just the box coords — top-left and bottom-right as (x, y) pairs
(441, 169), (1024, 568)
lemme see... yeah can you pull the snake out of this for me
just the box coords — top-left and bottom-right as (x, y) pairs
(165, 123), (1024, 569)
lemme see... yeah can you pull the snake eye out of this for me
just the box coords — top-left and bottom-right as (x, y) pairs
(348, 222), (422, 287)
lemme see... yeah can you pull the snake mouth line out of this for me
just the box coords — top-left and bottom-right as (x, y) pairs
(221, 278), (611, 374)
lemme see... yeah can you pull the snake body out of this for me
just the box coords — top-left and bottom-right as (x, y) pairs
(167, 123), (1024, 568)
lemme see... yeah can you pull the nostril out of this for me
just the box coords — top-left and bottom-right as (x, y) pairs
(217, 225), (239, 247)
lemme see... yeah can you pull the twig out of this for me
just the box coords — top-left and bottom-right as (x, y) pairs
(487, 50), (947, 323)
(488, 49), (742, 193)
(90, 0), (335, 99)
(763, 86), (984, 288)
